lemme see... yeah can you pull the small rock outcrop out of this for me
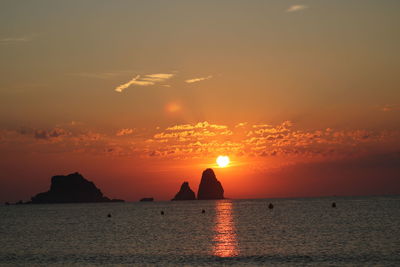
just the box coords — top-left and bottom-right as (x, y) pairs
(197, 168), (224, 200)
(171, 182), (196, 201)
(30, 172), (124, 204)
(140, 197), (154, 202)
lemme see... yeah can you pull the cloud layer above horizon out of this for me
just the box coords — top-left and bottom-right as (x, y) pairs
(1, 120), (399, 169)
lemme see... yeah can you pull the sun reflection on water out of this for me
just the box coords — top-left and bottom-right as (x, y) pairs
(213, 200), (239, 257)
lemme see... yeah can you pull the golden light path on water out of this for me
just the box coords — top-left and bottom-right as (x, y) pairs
(213, 200), (239, 257)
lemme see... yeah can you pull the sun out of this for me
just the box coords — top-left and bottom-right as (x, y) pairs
(216, 155), (230, 168)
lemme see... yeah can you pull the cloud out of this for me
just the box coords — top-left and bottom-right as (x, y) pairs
(2, 120), (399, 163)
(380, 104), (400, 112)
(142, 73), (174, 82)
(185, 75), (213, 84)
(145, 120), (400, 160)
(34, 128), (68, 140)
(252, 124), (272, 129)
(166, 121), (227, 131)
(0, 35), (35, 44)
(115, 73), (174, 92)
(114, 75), (149, 92)
(116, 128), (134, 136)
(34, 130), (48, 140)
(235, 122), (248, 128)
(286, 5), (308, 13)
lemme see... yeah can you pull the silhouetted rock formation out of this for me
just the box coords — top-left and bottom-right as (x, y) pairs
(140, 197), (154, 202)
(197, 168), (224, 200)
(172, 182), (196, 201)
(30, 172), (124, 204)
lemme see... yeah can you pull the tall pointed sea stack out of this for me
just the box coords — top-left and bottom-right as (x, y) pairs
(197, 168), (224, 200)
(172, 182), (196, 200)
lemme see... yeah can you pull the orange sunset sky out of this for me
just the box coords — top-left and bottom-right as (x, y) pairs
(1, 1), (399, 202)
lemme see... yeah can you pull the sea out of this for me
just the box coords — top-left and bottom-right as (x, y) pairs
(0, 196), (399, 266)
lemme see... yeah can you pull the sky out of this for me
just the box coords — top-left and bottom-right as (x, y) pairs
(0, 0), (399, 202)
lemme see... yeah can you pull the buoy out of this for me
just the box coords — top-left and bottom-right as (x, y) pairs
(107, 213), (111, 218)
(332, 202), (336, 208)
(161, 211), (164, 215)
(202, 209), (205, 213)
(268, 203), (274, 209)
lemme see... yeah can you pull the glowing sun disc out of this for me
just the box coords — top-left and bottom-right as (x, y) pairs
(216, 155), (230, 168)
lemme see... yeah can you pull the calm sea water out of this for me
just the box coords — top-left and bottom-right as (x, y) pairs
(0, 196), (399, 266)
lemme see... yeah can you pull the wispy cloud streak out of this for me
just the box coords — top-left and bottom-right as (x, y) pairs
(115, 73), (174, 92)
(0, 34), (35, 44)
(286, 5), (308, 13)
(185, 75), (213, 84)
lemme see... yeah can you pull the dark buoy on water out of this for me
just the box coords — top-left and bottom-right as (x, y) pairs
(202, 209), (205, 214)
(332, 202), (336, 208)
(268, 203), (274, 209)
(161, 211), (164, 215)
(107, 213), (112, 218)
